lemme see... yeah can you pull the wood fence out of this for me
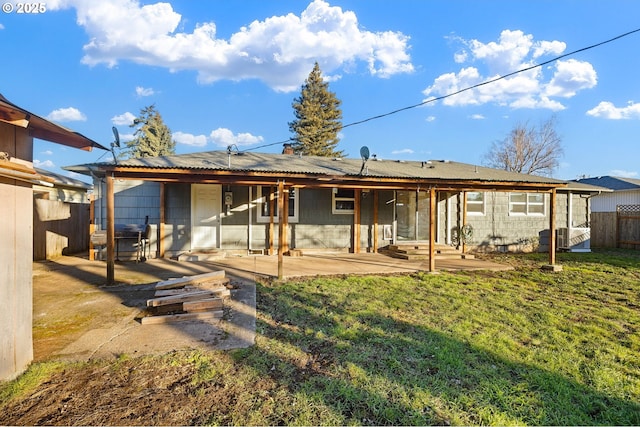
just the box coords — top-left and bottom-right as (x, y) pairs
(591, 205), (640, 249)
(33, 199), (90, 260)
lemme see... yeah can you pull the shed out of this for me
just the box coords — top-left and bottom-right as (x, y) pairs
(0, 94), (105, 380)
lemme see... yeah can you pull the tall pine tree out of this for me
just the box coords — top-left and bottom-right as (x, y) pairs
(124, 105), (175, 159)
(289, 62), (343, 157)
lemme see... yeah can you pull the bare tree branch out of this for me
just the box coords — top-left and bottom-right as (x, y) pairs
(483, 116), (563, 176)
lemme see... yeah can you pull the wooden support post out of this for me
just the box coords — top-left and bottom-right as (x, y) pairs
(549, 189), (557, 265)
(283, 187), (289, 253)
(353, 189), (361, 253)
(89, 194), (95, 261)
(277, 180), (285, 279)
(462, 191), (467, 254)
(159, 182), (165, 258)
(373, 190), (379, 253)
(106, 173), (115, 285)
(268, 185), (274, 255)
(429, 187), (436, 272)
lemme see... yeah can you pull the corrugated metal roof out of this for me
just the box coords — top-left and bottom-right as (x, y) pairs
(35, 168), (92, 190)
(89, 150), (569, 185)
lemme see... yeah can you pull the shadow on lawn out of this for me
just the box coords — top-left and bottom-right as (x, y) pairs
(234, 281), (640, 426)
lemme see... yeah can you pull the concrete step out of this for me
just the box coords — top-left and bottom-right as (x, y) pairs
(176, 251), (226, 262)
(384, 243), (473, 261)
(387, 252), (474, 261)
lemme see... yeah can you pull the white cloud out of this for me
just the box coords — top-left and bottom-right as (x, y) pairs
(423, 29), (596, 111)
(34, 159), (55, 168)
(135, 86), (155, 97)
(46, 107), (87, 122)
(391, 148), (414, 155)
(0, 24), (4, 30)
(469, 114), (485, 120)
(174, 131), (208, 147)
(111, 112), (136, 126)
(40, 150), (54, 155)
(609, 169), (638, 178)
(544, 59), (597, 98)
(48, 0), (413, 92)
(586, 101), (640, 119)
(209, 128), (263, 147)
(425, 116), (436, 122)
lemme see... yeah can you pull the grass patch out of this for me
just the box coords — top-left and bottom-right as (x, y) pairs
(1, 249), (639, 425)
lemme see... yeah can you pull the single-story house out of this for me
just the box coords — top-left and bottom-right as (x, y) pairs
(574, 176), (640, 248)
(67, 147), (605, 280)
(0, 94), (105, 380)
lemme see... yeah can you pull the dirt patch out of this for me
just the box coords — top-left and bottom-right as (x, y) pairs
(31, 254), (255, 363)
(0, 353), (274, 426)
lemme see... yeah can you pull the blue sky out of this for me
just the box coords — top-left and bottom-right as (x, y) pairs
(2, 0), (639, 183)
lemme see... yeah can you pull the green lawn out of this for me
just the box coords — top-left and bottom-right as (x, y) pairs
(2, 249), (640, 425)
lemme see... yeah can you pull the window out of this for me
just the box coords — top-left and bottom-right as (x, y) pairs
(509, 192), (545, 216)
(466, 192), (485, 216)
(256, 186), (298, 223)
(332, 188), (355, 214)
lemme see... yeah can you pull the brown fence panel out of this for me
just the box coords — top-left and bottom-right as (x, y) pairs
(617, 205), (640, 249)
(33, 199), (90, 260)
(591, 212), (617, 248)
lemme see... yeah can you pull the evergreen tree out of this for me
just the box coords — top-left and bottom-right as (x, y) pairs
(289, 62), (343, 157)
(124, 105), (175, 158)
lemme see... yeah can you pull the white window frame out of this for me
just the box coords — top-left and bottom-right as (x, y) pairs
(509, 192), (546, 216)
(256, 186), (299, 223)
(332, 188), (355, 214)
(466, 191), (485, 216)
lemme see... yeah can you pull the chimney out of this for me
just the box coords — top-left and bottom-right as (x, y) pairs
(282, 143), (294, 155)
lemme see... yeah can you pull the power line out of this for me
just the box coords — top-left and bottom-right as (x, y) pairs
(244, 27), (640, 153)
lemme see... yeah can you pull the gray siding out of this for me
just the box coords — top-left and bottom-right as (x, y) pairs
(93, 180), (161, 259)
(465, 191), (584, 252)
(165, 183), (191, 254)
(97, 181), (592, 257)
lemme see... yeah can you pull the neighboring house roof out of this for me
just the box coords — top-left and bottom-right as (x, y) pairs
(574, 176), (640, 191)
(34, 168), (92, 191)
(563, 180), (613, 193)
(66, 150), (575, 190)
(0, 94), (107, 152)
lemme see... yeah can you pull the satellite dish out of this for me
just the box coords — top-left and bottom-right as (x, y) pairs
(360, 146), (370, 161)
(112, 126), (120, 148)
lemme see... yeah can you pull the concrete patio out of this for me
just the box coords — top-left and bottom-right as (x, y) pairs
(201, 251), (514, 281)
(32, 252), (512, 363)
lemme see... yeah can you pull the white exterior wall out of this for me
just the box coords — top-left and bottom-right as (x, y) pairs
(590, 190), (640, 212)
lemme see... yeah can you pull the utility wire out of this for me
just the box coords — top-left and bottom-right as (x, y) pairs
(244, 27), (640, 153)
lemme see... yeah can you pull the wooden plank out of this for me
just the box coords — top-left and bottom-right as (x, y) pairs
(150, 303), (183, 315)
(154, 286), (201, 297)
(154, 285), (230, 299)
(153, 281), (229, 297)
(194, 277), (230, 289)
(153, 270), (226, 290)
(183, 298), (223, 312)
(147, 290), (220, 307)
(140, 310), (223, 325)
